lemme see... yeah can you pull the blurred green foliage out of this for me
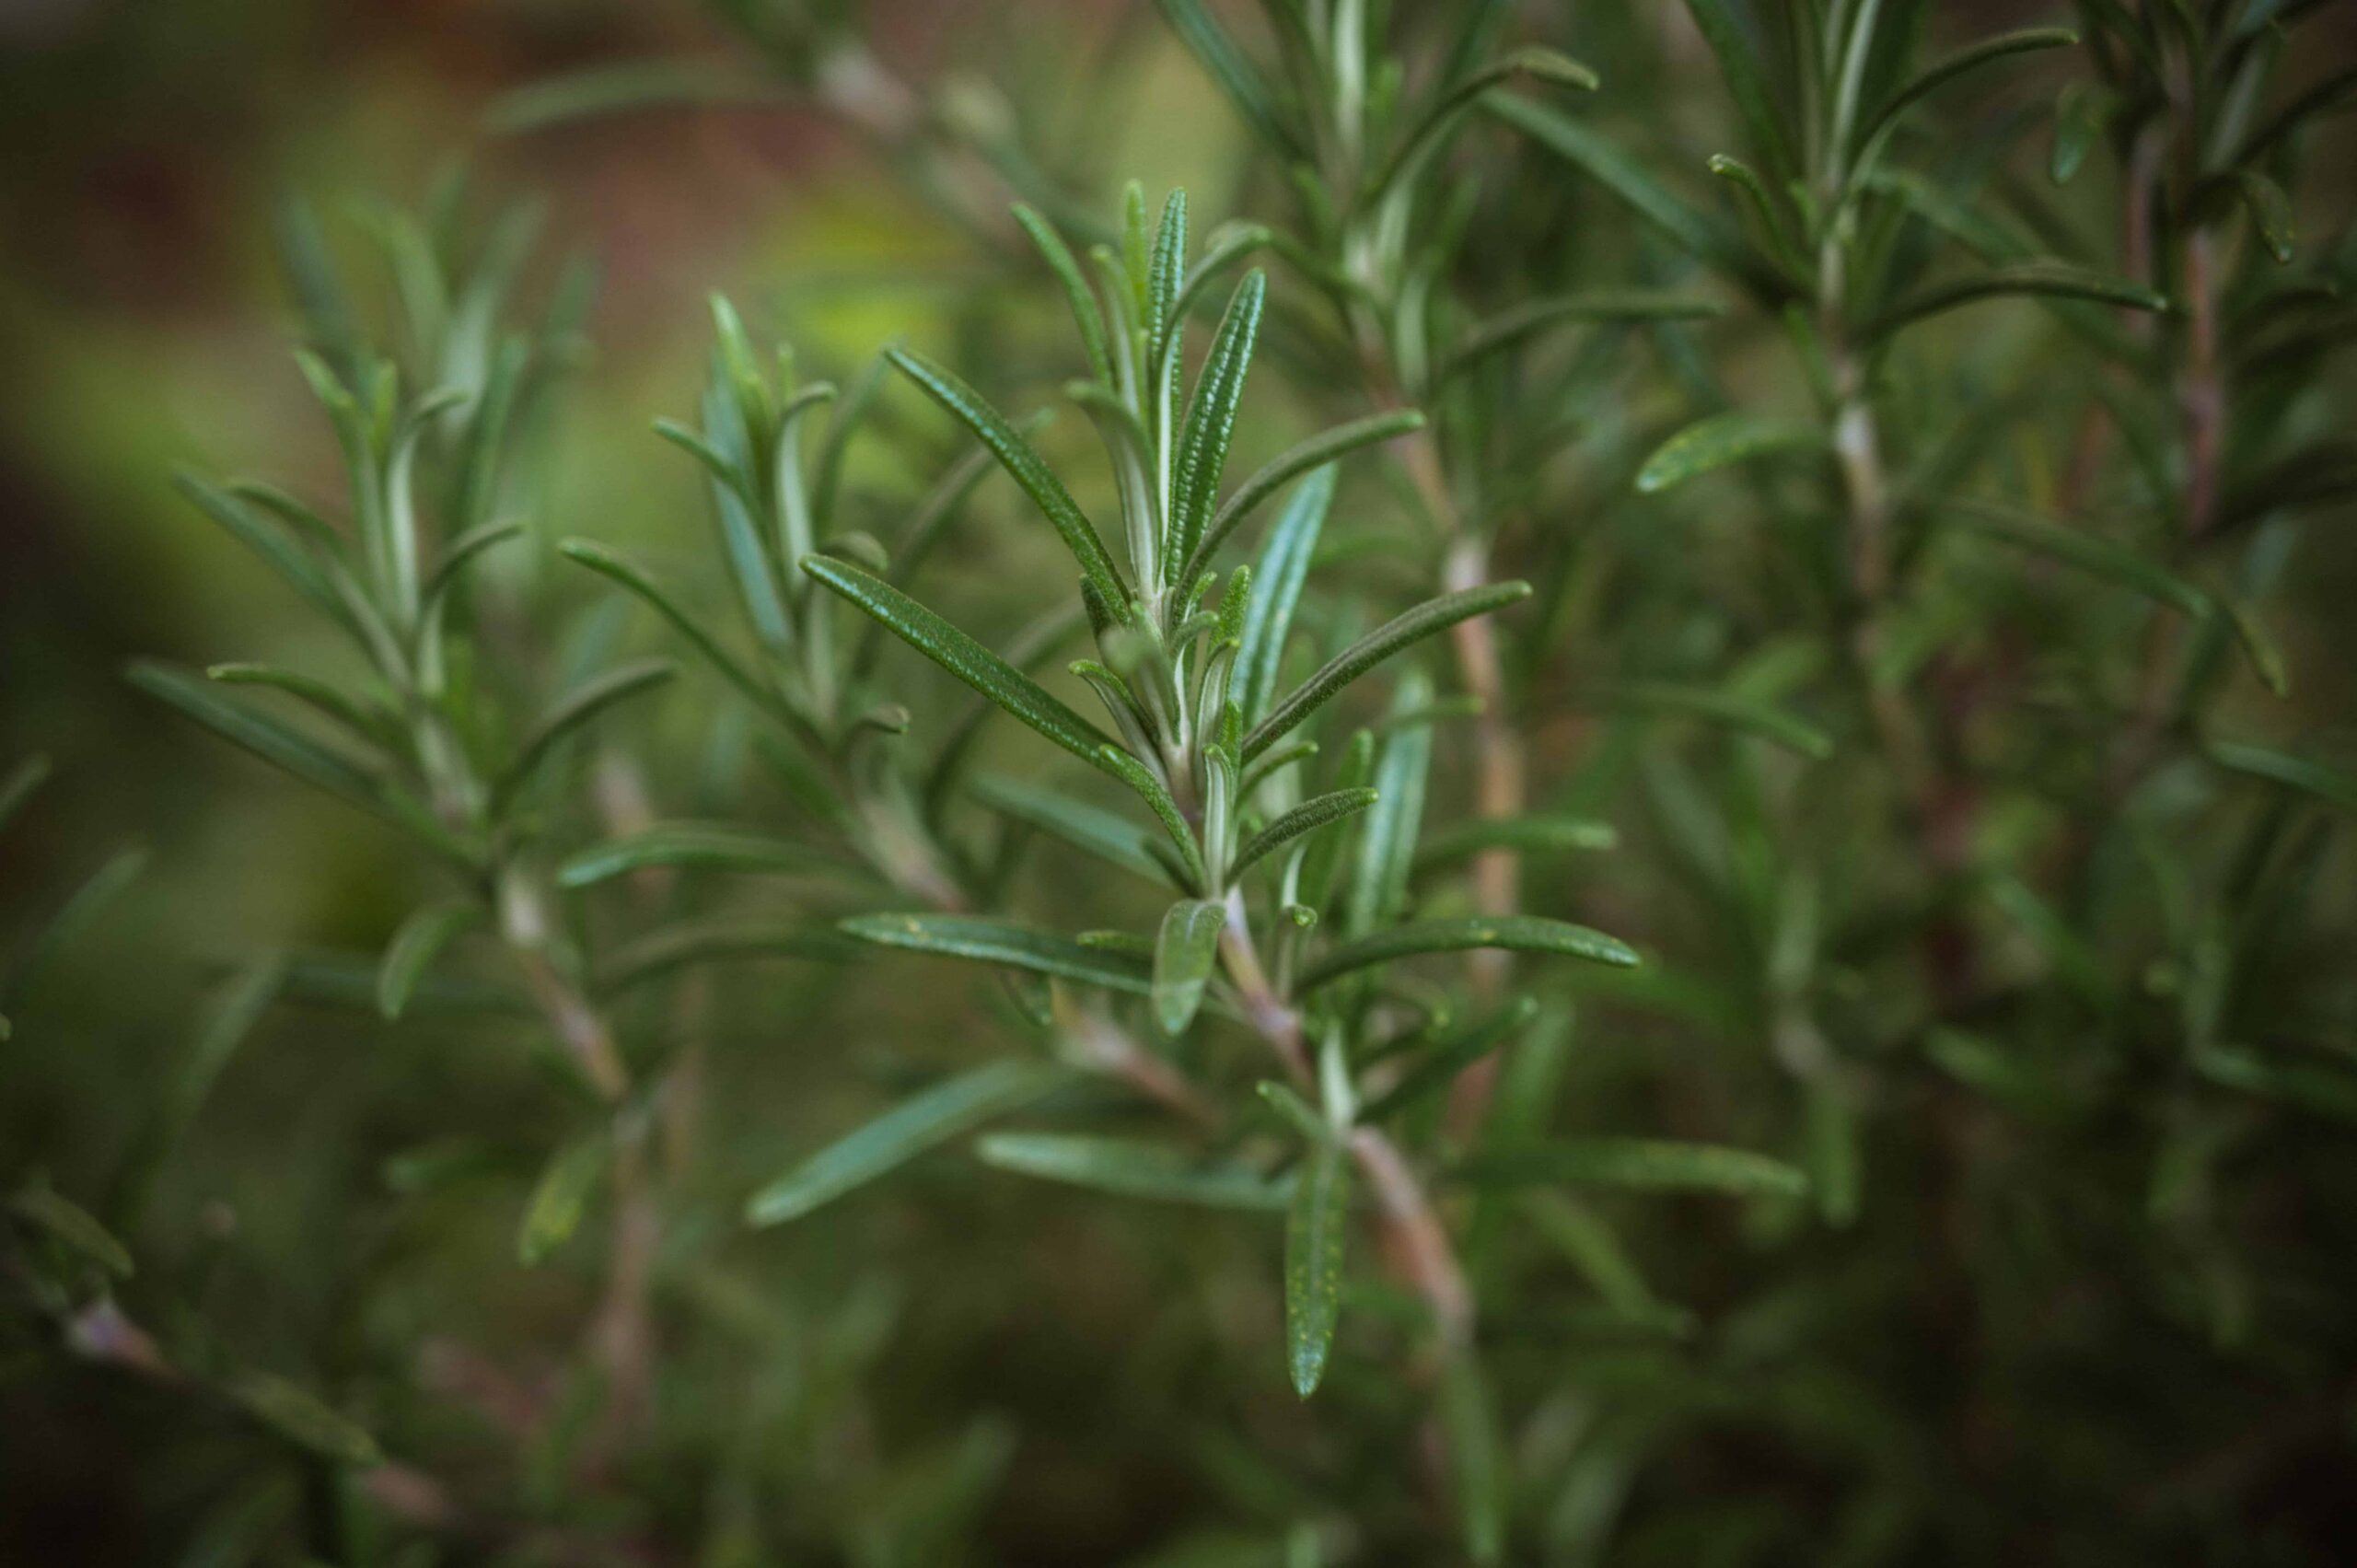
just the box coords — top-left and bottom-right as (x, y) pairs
(6, 1), (2357, 1563)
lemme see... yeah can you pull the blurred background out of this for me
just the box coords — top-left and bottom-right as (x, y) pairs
(6, 0), (2357, 1563)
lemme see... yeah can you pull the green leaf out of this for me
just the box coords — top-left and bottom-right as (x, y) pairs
(172, 471), (347, 629)
(110, 955), (287, 1231)
(1370, 46), (1599, 200)
(1153, 899), (1227, 1037)
(974, 1132), (1292, 1210)
(1233, 466), (1335, 726)
(1438, 1352), (1506, 1564)
(130, 660), (392, 819)
(887, 347), (1130, 610)
(1298, 916), (1638, 993)
(1634, 412), (1822, 494)
(1491, 94), (1761, 289)
(492, 659), (676, 812)
(1284, 1141), (1351, 1398)
(485, 58), (778, 134)
(1188, 411), (1419, 587)
(558, 539), (783, 716)
(226, 1369), (383, 1467)
(1940, 499), (2213, 618)
(1441, 290), (1725, 383)
(2050, 82), (2104, 184)
(1245, 583), (1532, 761)
(1013, 203), (1114, 385)
(1681, 0), (1800, 183)
(840, 912), (1155, 994)
(205, 663), (397, 751)
(2205, 739), (2357, 812)
(805, 555), (1125, 780)
(1362, 998), (1538, 1123)
(0, 753), (52, 836)
(1413, 814), (1617, 872)
(969, 773), (1167, 883)
(1457, 1138), (1807, 1197)
(1863, 261), (2169, 343)
(1169, 272), (1266, 572)
(1345, 677), (1435, 942)
(377, 900), (482, 1020)
(8, 1184), (134, 1277)
(1156, 0), (1300, 156)
(598, 920), (853, 995)
(557, 822), (848, 889)
(5, 841), (149, 1005)
(1853, 29), (2079, 157)
(2233, 171), (2296, 264)
(1234, 788), (1382, 879)
(746, 1059), (1072, 1225)
(1097, 746), (1209, 889)
(1589, 680), (1834, 759)
(518, 1133), (610, 1264)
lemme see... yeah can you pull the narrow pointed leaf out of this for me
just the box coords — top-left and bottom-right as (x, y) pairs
(1013, 203), (1113, 384)
(746, 1058), (1072, 1225)
(1863, 261), (2168, 343)
(1169, 272), (1266, 570)
(976, 1132), (1292, 1210)
(969, 773), (1167, 882)
(887, 348), (1129, 610)
(840, 912), (1155, 993)
(518, 1132), (610, 1264)
(1155, 0), (1300, 155)
(558, 822), (849, 889)
(1234, 788), (1381, 878)
(1413, 815), (1616, 872)
(1097, 747), (1208, 888)
(1442, 290), (1724, 383)
(1635, 412), (1823, 494)
(1855, 29), (2079, 154)
(377, 900), (482, 1020)
(1285, 1141), (1350, 1398)
(805, 555), (1125, 779)
(130, 660), (390, 817)
(598, 920), (853, 995)
(1370, 46), (1599, 199)
(1940, 499), (2213, 617)
(493, 659), (676, 811)
(1234, 466), (1335, 725)
(0, 753), (51, 836)
(1362, 998), (1538, 1122)
(8, 1185), (134, 1277)
(1153, 899), (1226, 1036)
(1190, 411), (1419, 586)
(1298, 915), (1637, 993)
(2234, 171), (2296, 263)
(1491, 94), (1761, 287)
(1590, 680), (1834, 759)
(557, 539), (782, 715)
(2205, 739), (2357, 811)
(1457, 1138), (1806, 1197)
(1245, 583), (1531, 761)
(227, 1370), (382, 1467)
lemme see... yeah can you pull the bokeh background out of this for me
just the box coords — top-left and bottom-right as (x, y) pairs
(6, 1), (2357, 1563)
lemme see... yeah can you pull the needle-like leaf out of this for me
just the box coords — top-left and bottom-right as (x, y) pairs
(887, 348), (1130, 611)
(840, 912), (1155, 993)
(518, 1132), (610, 1264)
(1284, 1140), (1351, 1398)
(1456, 1138), (1806, 1197)
(1245, 583), (1531, 761)
(1635, 412), (1824, 494)
(976, 1132), (1292, 1210)
(492, 659), (677, 813)
(377, 900), (482, 1020)
(1233, 788), (1382, 879)
(1297, 915), (1637, 993)
(746, 1059), (1073, 1225)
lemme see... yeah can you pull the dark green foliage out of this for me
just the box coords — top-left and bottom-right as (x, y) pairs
(6, 2), (2357, 1564)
